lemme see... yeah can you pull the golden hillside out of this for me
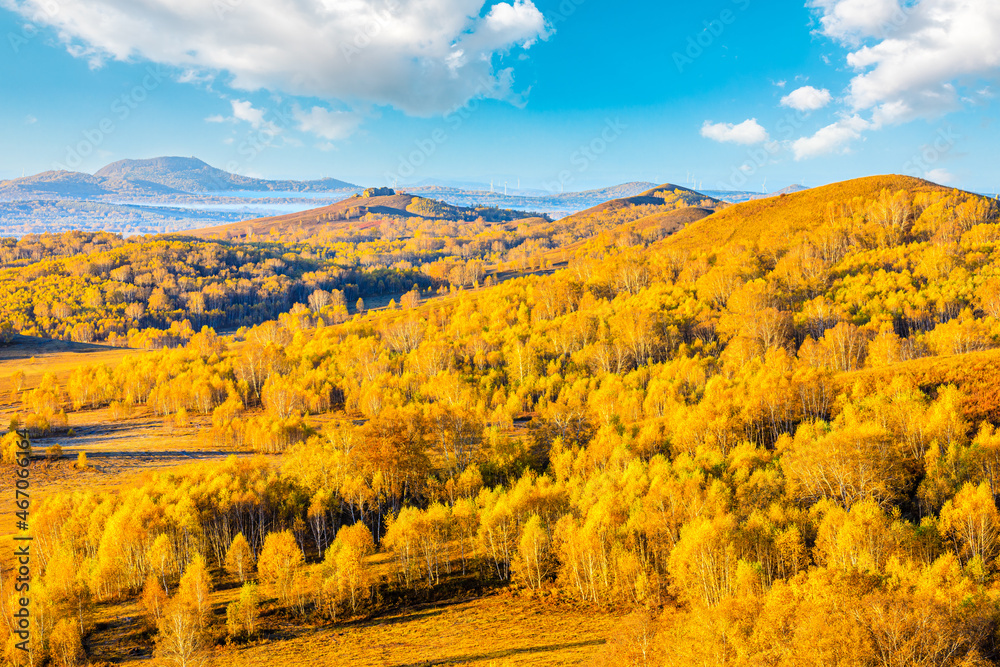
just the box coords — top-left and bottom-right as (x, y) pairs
(187, 190), (546, 239)
(662, 174), (956, 253)
(528, 183), (722, 257)
(5, 175), (1000, 666)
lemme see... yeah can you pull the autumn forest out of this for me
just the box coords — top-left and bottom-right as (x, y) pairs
(3, 175), (1000, 666)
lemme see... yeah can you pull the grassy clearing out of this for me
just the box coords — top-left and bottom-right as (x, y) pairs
(217, 592), (615, 667)
(0, 335), (143, 391)
(76, 573), (619, 667)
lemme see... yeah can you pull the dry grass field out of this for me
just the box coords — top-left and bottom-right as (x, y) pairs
(80, 582), (618, 665)
(0, 336), (242, 565)
(0, 335), (620, 666)
(216, 593), (616, 667)
(0, 335), (142, 389)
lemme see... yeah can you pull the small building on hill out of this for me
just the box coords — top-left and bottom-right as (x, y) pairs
(361, 187), (395, 198)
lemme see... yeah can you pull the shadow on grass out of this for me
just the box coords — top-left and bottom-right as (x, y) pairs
(388, 638), (606, 666)
(0, 334), (118, 360)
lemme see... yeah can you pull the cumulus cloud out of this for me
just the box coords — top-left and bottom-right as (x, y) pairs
(700, 119), (770, 145)
(791, 115), (869, 160)
(4, 0), (551, 117)
(206, 99), (277, 129)
(780, 85), (832, 111)
(230, 100), (267, 129)
(925, 168), (956, 184)
(808, 0), (906, 43)
(811, 0), (1000, 124)
(292, 105), (362, 141)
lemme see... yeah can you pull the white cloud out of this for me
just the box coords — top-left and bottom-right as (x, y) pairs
(700, 118), (770, 145)
(475, 0), (549, 49)
(206, 99), (286, 138)
(5, 0), (551, 117)
(780, 85), (832, 111)
(24, 115), (37, 124)
(791, 115), (870, 160)
(231, 100), (267, 129)
(292, 105), (362, 141)
(925, 168), (956, 184)
(808, 0), (906, 43)
(812, 0), (1000, 123)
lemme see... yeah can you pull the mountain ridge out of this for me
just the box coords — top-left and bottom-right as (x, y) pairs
(182, 189), (548, 239)
(661, 174), (969, 254)
(93, 156), (358, 193)
(0, 157), (359, 199)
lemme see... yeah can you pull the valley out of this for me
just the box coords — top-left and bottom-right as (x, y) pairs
(1, 172), (1000, 667)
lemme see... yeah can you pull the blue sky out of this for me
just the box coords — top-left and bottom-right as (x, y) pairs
(1, 0), (998, 192)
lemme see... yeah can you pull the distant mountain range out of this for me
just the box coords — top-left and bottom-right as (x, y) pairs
(400, 182), (661, 214)
(0, 155), (818, 236)
(0, 156), (359, 199)
(94, 157), (358, 193)
(186, 189), (547, 239)
(701, 184), (809, 203)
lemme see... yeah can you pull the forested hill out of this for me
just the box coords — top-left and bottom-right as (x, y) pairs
(574, 182), (720, 216)
(662, 174), (952, 252)
(0, 157), (359, 199)
(93, 156), (358, 193)
(185, 189), (549, 240)
(8, 174), (1000, 665)
(490, 182), (725, 259)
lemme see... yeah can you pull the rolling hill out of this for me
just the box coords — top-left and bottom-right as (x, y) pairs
(570, 182), (720, 216)
(93, 156), (358, 193)
(549, 206), (716, 257)
(531, 182), (723, 249)
(6, 173), (1000, 667)
(399, 181), (659, 217)
(183, 188), (548, 239)
(661, 174), (955, 253)
(404, 181), (657, 203)
(0, 157), (359, 201)
(0, 170), (140, 198)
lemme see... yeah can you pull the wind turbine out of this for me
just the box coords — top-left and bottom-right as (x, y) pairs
(761, 178), (768, 194)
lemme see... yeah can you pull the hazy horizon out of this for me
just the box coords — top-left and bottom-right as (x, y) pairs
(2, 0), (999, 193)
